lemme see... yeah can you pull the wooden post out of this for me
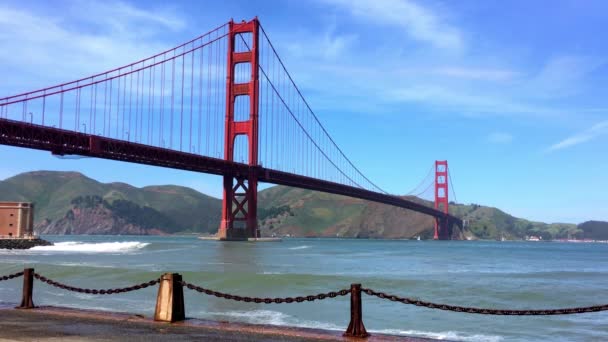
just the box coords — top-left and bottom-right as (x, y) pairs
(344, 283), (369, 338)
(154, 273), (185, 322)
(17, 268), (35, 309)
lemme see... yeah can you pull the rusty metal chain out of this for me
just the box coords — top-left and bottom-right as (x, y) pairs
(33, 273), (159, 295)
(362, 288), (608, 315)
(0, 271), (24, 281)
(180, 280), (349, 304)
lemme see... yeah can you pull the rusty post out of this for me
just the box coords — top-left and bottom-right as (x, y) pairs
(154, 273), (185, 322)
(17, 268), (35, 309)
(344, 283), (369, 338)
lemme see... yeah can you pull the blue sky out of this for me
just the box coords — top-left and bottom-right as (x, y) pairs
(0, 0), (607, 223)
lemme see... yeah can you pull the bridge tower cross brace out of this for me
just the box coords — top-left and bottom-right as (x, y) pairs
(434, 160), (449, 240)
(218, 18), (260, 240)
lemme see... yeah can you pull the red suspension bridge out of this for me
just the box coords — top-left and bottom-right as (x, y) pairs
(0, 18), (461, 240)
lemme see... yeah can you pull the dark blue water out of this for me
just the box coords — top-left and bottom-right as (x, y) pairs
(1, 236), (607, 341)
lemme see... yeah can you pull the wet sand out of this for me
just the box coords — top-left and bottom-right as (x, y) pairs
(0, 305), (440, 341)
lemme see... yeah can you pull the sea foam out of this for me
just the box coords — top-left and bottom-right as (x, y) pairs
(29, 241), (149, 253)
(288, 245), (311, 250)
(196, 309), (502, 342)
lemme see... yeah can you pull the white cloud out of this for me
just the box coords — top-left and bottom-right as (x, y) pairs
(0, 1), (187, 94)
(387, 85), (550, 117)
(78, 0), (185, 33)
(320, 0), (464, 51)
(547, 121), (608, 152)
(285, 27), (358, 60)
(260, 4), (603, 121)
(526, 56), (606, 98)
(487, 132), (513, 144)
(433, 67), (520, 82)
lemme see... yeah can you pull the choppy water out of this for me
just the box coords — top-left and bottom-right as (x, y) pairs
(1, 236), (607, 341)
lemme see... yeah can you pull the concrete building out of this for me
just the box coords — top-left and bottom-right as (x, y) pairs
(0, 202), (34, 238)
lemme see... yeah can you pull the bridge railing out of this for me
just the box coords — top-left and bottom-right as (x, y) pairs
(4, 268), (608, 338)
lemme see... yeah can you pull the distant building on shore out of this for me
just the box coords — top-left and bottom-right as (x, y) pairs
(0, 202), (34, 238)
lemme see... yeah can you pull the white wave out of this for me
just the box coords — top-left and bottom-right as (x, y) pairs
(55, 262), (116, 268)
(200, 309), (342, 330)
(288, 245), (311, 250)
(208, 309), (291, 325)
(370, 329), (503, 342)
(198, 309), (501, 342)
(29, 241), (149, 253)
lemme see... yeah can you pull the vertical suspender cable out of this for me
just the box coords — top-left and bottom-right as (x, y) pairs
(180, 54), (185, 151)
(190, 44), (195, 153)
(108, 78), (113, 138)
(170, 58), (175, 148)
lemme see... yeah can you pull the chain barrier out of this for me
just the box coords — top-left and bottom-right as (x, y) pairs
(13, 270), (608, 316)
(362, 288), (608, 315)
(0, 271), (24, 281)
(180, 280), (349, 304)
(33, 273), (160, 295)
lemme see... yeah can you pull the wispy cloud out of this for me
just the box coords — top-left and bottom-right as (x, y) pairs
(267, 2), (604, 122)
(386, 85), (554, 117)
(487, 132), (513, 144)
(285, 25), (358, 61)
(78, 0), (186, 33)
(0, 0), (186, 94)
(433, 67), (520, 82)
(525, 56), (606, 98)
(547, 121), (608, 151)
(320, 0), (464, 51)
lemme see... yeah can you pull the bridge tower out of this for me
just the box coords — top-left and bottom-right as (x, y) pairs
(218, 18), (260, 240)
(434, 160), (450, 240)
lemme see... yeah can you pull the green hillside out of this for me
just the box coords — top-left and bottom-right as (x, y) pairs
(577, 221), (608, 240)
(258, 186), (371, 237)
(0, 170), (599, 239)
(450, 203), (579, 240)
(0, 171), (221, 234)
(258, 186), (582, 240)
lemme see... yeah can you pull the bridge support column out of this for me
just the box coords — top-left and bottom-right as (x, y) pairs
(434, 160), (450, 240)
(219, 18), (260, 241)
(435, 217), (451, 240)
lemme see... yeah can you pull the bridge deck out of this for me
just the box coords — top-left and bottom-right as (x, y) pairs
(0, 118), (461, 225)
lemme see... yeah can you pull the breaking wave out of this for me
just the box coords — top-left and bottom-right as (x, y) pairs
(197, 309), (502, 342)
(370, 329), (503, 342)
(288, 245), (311, 250)
(30, 241), (149, 253)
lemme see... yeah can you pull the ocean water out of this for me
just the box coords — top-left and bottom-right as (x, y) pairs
(0, 236), (607, 341)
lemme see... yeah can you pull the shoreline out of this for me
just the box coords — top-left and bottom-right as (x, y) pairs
(0, 304), (442, 341)
(37, 234), (608, 244)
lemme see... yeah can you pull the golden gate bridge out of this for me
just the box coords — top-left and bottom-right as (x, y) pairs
(0, 18), (461, 240)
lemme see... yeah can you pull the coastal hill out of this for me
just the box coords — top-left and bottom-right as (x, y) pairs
(257, 185), (582, 240)
(0, 171), (220, 235)
(0, 171), (603, 240)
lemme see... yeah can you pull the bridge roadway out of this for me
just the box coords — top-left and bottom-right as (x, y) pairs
(0, 118), (462, 227)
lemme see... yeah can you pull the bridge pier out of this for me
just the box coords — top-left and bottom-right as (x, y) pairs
(434, 217), (452, 240)
(218, 174), (259, 240)
(434, 161), (451, 240)
(219, 18), (260, 241)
